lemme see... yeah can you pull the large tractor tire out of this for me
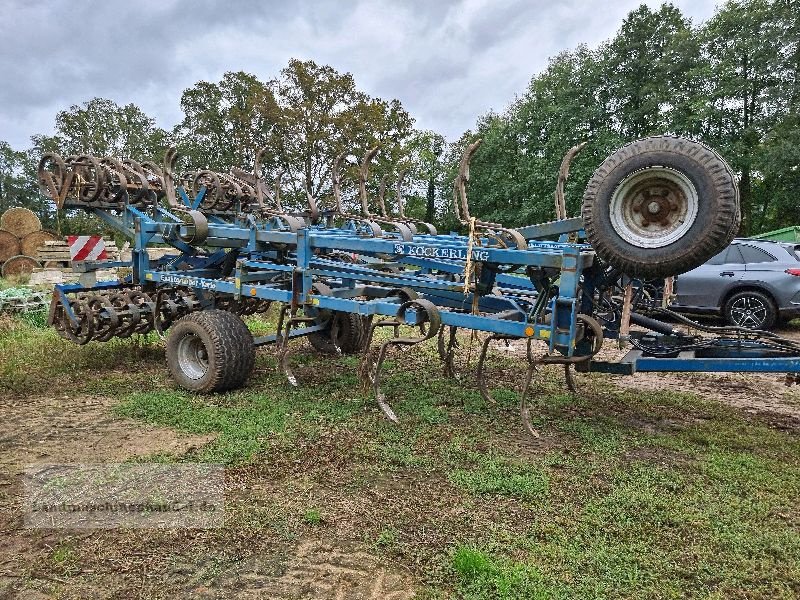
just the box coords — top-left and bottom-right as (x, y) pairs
(582, 136), (739, 279)
(166, 309), (255, 393)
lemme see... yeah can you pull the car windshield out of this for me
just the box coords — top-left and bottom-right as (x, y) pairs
(794, 245), (800, 261)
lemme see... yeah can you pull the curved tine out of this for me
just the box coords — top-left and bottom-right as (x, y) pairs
(554, 141), (587, 220)
(358, 316), (379, 385)
(395, 168), (408, 219)
(455, 139), (482, 224)
(565, 364), (578, 394)
(452, 178), (463, 224)
(332, 150), (348, 214)
(358, 145), (380, 218)
(476, 334), (497, 404)
(378, 174), (390, 217)
(519, 338), (541, 438)
(303, 182), (319, 222)
(163, 147), (179, 208)
(254, 147), (267, 180)
(437, 325), (458, 378)
(275, 304), (298, 387)
(373, 341), (400, 423)
(279, 318), (299, 386)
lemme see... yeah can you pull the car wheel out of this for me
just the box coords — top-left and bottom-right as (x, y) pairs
(723, 290), (777, 330)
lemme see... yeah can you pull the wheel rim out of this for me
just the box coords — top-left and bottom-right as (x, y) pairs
(729, 296), (768, 329)
(177, 333), (209, 379)
(609, 167), (699, 248)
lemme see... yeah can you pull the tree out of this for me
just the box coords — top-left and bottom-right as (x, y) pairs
(31, 98), (169, 161)
(270, 59), (414, 210)
(602, 3), (700, 138)
(176, 71), (280, 172)
(174, 61), (415, 214)
(402, 130), (446, 222)
(699, 0), (787, 233)
(0, 141), (53, 226)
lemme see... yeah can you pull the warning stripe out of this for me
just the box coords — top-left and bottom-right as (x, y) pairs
(67, 235), (108, 261)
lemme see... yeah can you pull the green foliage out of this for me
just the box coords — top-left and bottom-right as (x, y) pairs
(452, 546), (560, 600)
(0, 140), (48, 222)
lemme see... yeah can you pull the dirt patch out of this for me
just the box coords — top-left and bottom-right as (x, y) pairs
(0, 395), (214, 474)
(0, 394), (216, 597)
(201, 537), (415, 599)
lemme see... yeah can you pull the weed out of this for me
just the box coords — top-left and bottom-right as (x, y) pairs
(303, 508), (323, 526)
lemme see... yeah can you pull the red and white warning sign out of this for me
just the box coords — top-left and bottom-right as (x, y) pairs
(67, 235), (108, 262)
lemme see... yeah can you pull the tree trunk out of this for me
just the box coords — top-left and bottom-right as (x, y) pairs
(739, 167), (751, 236)
(426, 177), (435, 223)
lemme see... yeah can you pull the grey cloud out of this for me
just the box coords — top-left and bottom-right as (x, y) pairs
(0, 0), (718, 149)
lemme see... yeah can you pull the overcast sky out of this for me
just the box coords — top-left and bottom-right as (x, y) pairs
(0, 0), (719, 150)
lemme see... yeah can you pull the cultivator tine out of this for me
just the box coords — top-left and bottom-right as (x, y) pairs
(360, 299), (442, 422)
(359, 146), (380, 218)
(564, 364), (578, 394)
(275, 303), (318, 387)
(518, 339), (542, 438)
(275, 304), (297, 386)
(437, 325), (459, 378)
(476, 334), (520, 404)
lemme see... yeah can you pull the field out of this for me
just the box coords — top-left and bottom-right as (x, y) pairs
(1, 308), (799, 599)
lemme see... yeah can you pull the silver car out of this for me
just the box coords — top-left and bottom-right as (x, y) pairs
(672, 239), (800, 329)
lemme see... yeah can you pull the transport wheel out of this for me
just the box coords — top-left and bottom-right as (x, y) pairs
(723, 290), (777, 330)
(166, 309), (255, 393)
(582, 136), (739, 279)
(308, 310), (368, 355)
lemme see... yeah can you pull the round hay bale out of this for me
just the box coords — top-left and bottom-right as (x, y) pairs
(0, 229), (21, 262)
(20, 229), (59, 257)
(1, 255), (41, 277)
(0, 207), (42, 238)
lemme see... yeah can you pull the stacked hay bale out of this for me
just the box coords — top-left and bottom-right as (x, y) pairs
(0, 208), (57, 278)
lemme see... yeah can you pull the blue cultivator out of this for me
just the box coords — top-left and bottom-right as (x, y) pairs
(37, 136), (800, 432)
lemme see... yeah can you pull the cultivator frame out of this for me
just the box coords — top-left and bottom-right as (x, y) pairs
(38, 139), (800, 427)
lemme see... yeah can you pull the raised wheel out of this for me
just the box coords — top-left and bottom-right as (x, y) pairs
(582, 136), (739, 279)
(166, 309), (255, 393)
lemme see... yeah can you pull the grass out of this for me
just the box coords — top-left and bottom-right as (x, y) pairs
(2, 311), (799, 599)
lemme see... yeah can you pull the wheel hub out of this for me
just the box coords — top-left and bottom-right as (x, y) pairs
(609, 168), (699, 248)
(177, 334), (210, 380)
